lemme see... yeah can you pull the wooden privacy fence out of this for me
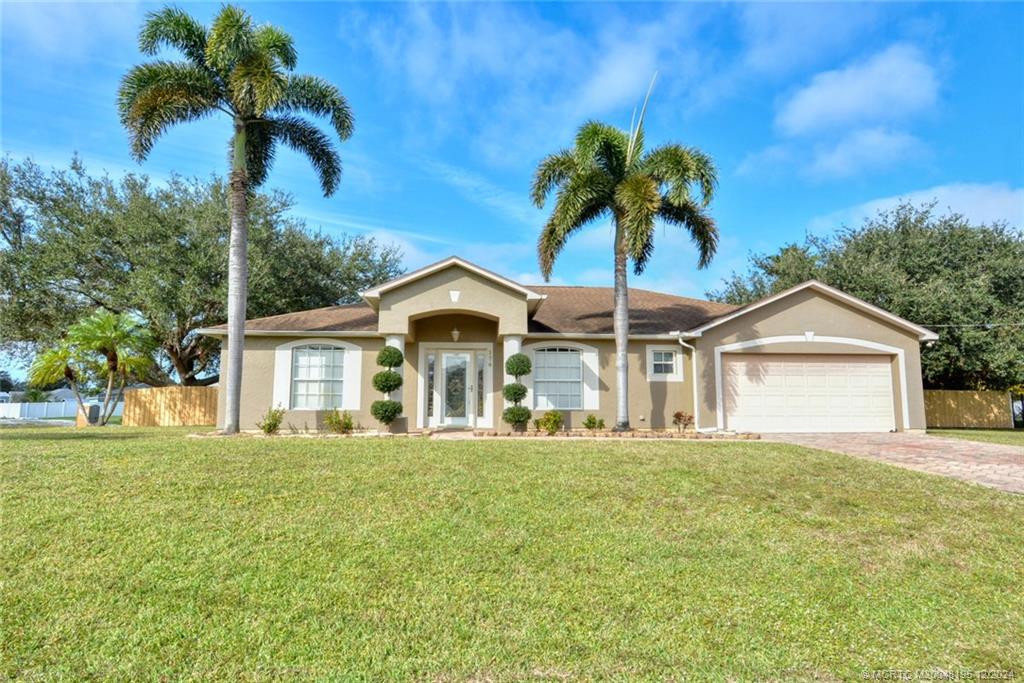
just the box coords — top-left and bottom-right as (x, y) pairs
(122, 386), (217, 427)
(924, 390), (1014, 429)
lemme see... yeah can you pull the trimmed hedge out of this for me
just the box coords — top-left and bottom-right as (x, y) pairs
(371, 399), (403, 425)
(372, 370), (403, 394)
(502, 382), (527, 404)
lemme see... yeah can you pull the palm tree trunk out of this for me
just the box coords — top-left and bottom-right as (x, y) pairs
(223, 122), (249, 434)
(612, 219), (630, 431)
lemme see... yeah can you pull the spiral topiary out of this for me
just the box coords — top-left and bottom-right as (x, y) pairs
(372, 345), (404, 429)
(502, 352), (532, 430)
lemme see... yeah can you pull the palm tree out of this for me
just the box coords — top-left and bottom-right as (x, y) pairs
(29, 310), (153, 426)
(531, 108), (718, 431)
(118, 6), (353, 433)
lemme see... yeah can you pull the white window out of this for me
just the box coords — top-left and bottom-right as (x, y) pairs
(272, 339), (362, 412)
(290, 344), (346, 410)
(653, 350), (675, 375)
(533, 347), (583, 410)
(647, 345), (684, 382)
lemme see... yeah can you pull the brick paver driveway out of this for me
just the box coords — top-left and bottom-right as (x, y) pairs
(762, 432), (1024, 494)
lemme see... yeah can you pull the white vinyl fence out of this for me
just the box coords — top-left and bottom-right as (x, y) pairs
(0, 400), (124, 420)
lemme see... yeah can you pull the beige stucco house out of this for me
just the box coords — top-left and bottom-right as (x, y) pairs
(199, 256), (938, 434)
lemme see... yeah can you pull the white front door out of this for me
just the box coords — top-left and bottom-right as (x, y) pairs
(441, 352), (471, 427)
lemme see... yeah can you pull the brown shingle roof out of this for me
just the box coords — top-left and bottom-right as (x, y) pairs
(528, 286), (736, 335)
(206, 288), (736, 336)
(209, 303), (379, 333)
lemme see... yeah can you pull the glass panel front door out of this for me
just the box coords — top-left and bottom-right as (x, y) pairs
(442, 352), (470, 426)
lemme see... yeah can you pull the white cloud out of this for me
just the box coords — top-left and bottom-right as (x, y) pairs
(736, 144), (794, 177)
(341, 4), (705, 166)
(807, 128), (923, 178)
(776, 44), (939, 136)
(739, 4), (880, 76)
(1, 1), (142, 59)
(810, 183), (1024, 232)
(420, 160), (539, 227)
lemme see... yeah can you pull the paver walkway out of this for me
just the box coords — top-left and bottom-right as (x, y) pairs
(764, 432), (1024, 494)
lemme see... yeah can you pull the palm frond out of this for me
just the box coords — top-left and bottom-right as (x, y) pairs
(537, 169), (612, 279)
(642, 145), (718, 207)
(530, 149), (576, 208)
(28, 344), (74, 387)
(255, 24), (297, 70)
(244, 120), (277, 187)
(658, 198), (719, 268)
(574, 121), (629, 180)
(272, 75), (354, 141)
(615, 175), (660, 274)
(138, 6), (208, 65)
(229, 50), (287, 115)
(205, 4), (255, 76)
(118, 62), (221, 160)
(268, 114), (341, 195)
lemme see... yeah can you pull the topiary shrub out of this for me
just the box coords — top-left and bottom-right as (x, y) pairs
(502, 352), (532, 430)
(502, 405), (532, 429)
(323, 409), (354, 434)
(372, 370), (403, 394)
(502, 382), (527, 404)
(537, 410), (564, 435)
(505, 353), (531, 378)
(583, 414), (605, 431)
(257, 406), (285, 435)
(376, 346), (404, 369)
(372, 346), (404, 428)
(371, 399), (403, 427)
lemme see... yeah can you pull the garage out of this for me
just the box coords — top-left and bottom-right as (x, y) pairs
(722, 353), (896, 433)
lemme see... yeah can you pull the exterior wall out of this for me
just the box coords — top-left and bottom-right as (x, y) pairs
(217, 335), (385, 431)
(520, 338), (693, 430)
(377, 265), (529, 336)
(692, 288), (927, 431)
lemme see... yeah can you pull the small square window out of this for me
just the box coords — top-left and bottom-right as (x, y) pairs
(652, 350), (675, 375)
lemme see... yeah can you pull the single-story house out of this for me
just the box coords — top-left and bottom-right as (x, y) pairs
(199, 256), (938, 434)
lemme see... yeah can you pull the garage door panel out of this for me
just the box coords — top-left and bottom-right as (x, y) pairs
(723, 354), (895, 433)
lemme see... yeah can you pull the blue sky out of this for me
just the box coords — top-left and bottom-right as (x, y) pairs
(2, 0), (1023, 302)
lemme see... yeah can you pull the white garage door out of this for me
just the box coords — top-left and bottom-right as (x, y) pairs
(723, 354), (895, 433)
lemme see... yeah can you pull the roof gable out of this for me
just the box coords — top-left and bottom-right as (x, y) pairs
(361, 256), (545, 310)
(683, 280), (939, 341)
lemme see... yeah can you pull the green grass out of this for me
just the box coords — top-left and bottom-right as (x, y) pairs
(2, 428), (1022, 681)
(929, 428), (1024, 448)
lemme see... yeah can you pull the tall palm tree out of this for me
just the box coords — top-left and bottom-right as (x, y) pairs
(118, 6), (353, 433)
(532, 110), (718, 431)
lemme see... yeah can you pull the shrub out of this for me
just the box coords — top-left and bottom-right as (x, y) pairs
(583, 414), (605, 431)
(537, 410), (564, 435)
(257, 406), (285, 435)
(502, 405), (532, 429)
(672, 410), (694, 432)
(372, 370), (403, 394)
(502, 382), (527, 404)
(323, 409), (354, 434)
(503, 353), (532, 429)
(376, 346), (404, 369)
(505, 353), (532, 378)
(371, 399), (403, 426)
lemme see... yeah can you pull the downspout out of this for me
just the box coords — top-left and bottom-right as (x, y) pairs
(672, 332), (703, 432)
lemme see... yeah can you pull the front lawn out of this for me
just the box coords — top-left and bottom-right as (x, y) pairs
(929, 429), (1024, 448)
(2, 428), (1021, 680)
